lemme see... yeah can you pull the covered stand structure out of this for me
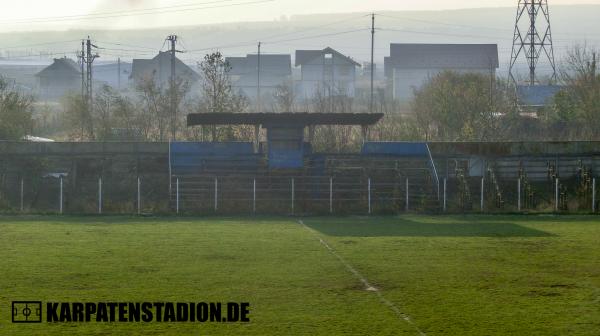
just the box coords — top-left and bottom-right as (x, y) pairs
(186, 112), (383, 169)
(167, 112), (440, 214)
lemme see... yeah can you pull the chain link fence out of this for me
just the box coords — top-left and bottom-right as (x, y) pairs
(1, 173), (597, 215)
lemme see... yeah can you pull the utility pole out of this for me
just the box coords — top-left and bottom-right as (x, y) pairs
(166, 35), (182, 141)
(83, 37), (99, 119)
(370, 13), (375, 114)
(79, 40), (85, 101)
(257, 41), (261, 112)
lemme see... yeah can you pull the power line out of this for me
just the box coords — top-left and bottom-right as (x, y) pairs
(0, 0), (276, 25)
(377, 12), (600, 39)
(376, 13), (513, 33)
(377, 27), (507, 40)
(186, 41), (257, 53)
(259, 14), (369, 42)
(0, 0), (253, 24)
(264, 28), (369, 45)
(0, 40), (81, 50)
(1, 51), (75, 59)
(94, 41), (159, 51)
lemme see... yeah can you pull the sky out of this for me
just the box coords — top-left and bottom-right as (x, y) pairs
(1, 0), (600, 31)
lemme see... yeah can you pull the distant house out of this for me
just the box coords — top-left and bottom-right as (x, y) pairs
(226, 54), (292, 103)
(517, 85), (562, 109)
(94, 62), (132, 90)
(35, 57), (80, 99)
(295, 47), (361, 101)
(384, 44), (499, 101)
(130, 52), (200, 88)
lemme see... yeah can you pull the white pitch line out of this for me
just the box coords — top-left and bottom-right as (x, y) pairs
(298, 220), (425, 336)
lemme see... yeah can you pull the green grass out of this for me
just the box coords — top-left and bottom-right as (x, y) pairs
(1, 215), (599, 335)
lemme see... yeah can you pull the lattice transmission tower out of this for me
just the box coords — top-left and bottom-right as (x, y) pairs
(509, 0), (557, 86)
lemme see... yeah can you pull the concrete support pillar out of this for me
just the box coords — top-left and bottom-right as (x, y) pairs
(254, 125), (260, 153)
(308, 125), (315, 144)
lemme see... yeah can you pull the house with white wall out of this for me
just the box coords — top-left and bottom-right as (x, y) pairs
(384, 44), (499, 101)
(226, 54), (291, 104)
(295, 47), (360, 101)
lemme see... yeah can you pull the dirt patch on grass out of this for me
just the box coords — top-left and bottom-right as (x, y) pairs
(130, 266), (159, 274)
(526, 290), (562, 297)
(549, 283), (577, 289)
(203, 253), (237, 261)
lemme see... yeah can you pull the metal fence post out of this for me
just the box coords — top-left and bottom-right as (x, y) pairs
(405, 178), (409, 212)
(214, 177), (218, 212)
(329, 177), (333, 214)
(517, 178), (521, 212)
(59, 176), (63, 214)
(20, 178), (24, 212)
(253, 178), (256, 213)
(98, 177), (102, 214)
(291, 178), (295, 215)
(443, 178), (447, 212)
(480, 177), (484, 212)
(137, 177), (141, 215)
(176, 178), (180, 214)
(368, 177), (371, 214)
(593, 178), (596, 213)
(555, 178), (559, 212)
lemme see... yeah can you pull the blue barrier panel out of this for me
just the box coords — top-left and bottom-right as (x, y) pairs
(170, 142), (256, 173)
(268, 149), (304, 169)
(362, 142), (429, 157)
(171, 142), (253, 156)
(266, 126), (305, 169)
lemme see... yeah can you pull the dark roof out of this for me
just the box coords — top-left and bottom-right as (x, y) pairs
(295, 47), (361, 67)
(517, 85), (563, 107)
(385, 43), (498, 77)
(35, 57), (80, 77)
(130, 52), (200, 82)
(226, 54), (291, 84)
(187, 112), (383, 127)
(226, 57), (247, 75)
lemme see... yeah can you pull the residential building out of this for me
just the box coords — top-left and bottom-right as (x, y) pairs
(130, 52), (200, 88)
(226, 54), (292, 104)
(384, 43), (499, 101)
(295, 47), (360, 101)
(35, 57), (80, 99)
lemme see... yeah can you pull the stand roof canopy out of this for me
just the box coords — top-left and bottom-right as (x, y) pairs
(187, 112), (384, 127)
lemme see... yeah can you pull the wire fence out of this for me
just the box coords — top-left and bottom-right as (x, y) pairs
(0, 174), (597, 215)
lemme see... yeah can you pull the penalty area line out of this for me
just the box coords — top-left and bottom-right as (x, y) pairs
(297, 220), (425, 336)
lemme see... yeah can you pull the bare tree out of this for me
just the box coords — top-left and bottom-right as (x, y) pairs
(272, 80), (296, 112)
(0, 77), (33, 140)
(198, 52), (249, 141)
(137, 74), (169, 141)
(550, 44), (600, 139)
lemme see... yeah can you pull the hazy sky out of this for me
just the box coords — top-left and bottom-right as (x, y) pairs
(2, 0), (600, 31)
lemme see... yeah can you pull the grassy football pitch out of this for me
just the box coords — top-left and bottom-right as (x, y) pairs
(1, 215), (599, 335)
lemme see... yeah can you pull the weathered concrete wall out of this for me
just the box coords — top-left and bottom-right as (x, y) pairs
(428, 141), (600, 157)
(2, 141), (600, 157)
(0, 141), (168, 156)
